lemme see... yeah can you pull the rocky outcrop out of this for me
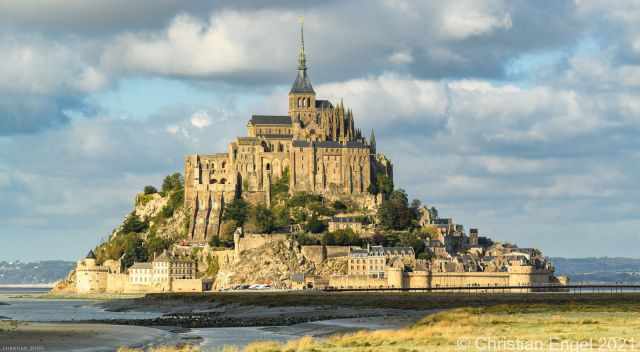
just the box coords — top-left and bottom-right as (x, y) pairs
(215, 238), (315, 289)
(51, 269), (77, 294)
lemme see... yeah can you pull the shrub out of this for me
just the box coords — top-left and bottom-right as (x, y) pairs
(271, 167), (290, 200)
(121, 213), (148, 234)
(161, 189), (184, 218)
(245, 204), (274, 234)
(143, 185), (158, 195)
(305, 215), (326, 234)
(377, 189), (412, 230)
(332, 200), (348, 212)
(145, 234), (173, 258)
(161, 173), (184, 194)
(222, 198), (249, 226)
(332, 228), (363, 246)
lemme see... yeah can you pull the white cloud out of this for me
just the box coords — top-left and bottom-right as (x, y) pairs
(388, 50), (414, 65)
(439, 1), (512, 40)
(190, 110), (212, 129)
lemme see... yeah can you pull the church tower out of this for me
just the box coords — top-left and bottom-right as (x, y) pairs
(288, 20), (316, 125)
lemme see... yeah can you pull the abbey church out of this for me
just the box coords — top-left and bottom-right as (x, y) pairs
(184, 25), (393, 242)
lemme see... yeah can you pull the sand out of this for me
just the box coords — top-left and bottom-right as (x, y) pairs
(0, 322), (172, 352)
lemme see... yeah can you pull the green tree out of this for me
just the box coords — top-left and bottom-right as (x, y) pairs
(399, 232), (426, 255)
(121, 213), (148, 233)
(271, 167), (290, 200)
(372, 172), (394, 196)
(331, 228), (363, 246)
(161, 173), (184, 194)
(145, 234), (173, 258)
(332, 200), (348, 212)
(143, 185), (158, 195)
(321, 232), (337, 245)
(246, 204), (274, 233)
(161, 188), (184, 218)
(377, 189), (412, 230)
(305, 214), (326, 234)
(222, 198), (250, 226)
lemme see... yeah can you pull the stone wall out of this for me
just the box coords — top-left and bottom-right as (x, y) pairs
(325, 246), (350, 258)
(236, 233), (289, 254)
(301, 245), (326, 265)
(329, 274), (387, 289)
(171, 279), (204, 292)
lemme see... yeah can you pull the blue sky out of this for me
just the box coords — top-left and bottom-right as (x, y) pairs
(1, 0), (640, 261)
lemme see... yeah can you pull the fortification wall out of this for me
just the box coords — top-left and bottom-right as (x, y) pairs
(429, 272), (510, 288)
(76, 270), (108, 294)
(507, 267), (552, 288)
(210, 249), (235, 266)
(326, 246), (350, 258)
(329, 275), (387, 289)
(237, 233), (289, 254)
(301, 245), (326, 265)
(172, 279), (204, 292)
(106, 273), (127, 293)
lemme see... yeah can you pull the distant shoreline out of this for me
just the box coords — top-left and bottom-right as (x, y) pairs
(0, 284), (54, 288)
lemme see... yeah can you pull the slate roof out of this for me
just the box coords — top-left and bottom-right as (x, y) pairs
(130, 262), (152, 270)
(86, 250), (96, 259)
(290, 70), (315, 94)
(250, 115), (292, 125)
(292, 140), (311, 148)
(292, 140), (370, 149)
(260, 134), (293, 139)
(315, 99), (333, 109)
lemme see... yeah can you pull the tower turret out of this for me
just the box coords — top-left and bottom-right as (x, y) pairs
(370, 129), (376, 154)
(288, 19), (316, 124)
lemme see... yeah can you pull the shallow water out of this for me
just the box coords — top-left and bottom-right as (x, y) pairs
(0, 293), (161, 321)
(0, 291), (416, 351)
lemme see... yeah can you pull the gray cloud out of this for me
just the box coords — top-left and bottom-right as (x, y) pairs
(2, 1), (640, 259)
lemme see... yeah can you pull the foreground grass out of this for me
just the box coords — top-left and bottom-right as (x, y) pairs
(119, 298), (640, 352)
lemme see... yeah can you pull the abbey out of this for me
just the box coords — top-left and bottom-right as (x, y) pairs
(184, 25), (393, 242)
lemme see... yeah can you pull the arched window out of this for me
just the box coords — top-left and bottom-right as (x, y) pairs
(307, 97), (310, 107)
(210, 179), (217, 184)
(220, 178), (227, 184)
(266, 163), (271, 171)
(221, 161), (226, 169)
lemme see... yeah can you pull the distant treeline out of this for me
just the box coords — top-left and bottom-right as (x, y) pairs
(0, 260), (75, 285)
(552, 257), (640, 284)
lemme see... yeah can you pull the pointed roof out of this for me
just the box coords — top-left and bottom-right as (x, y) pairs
(86, 250), (96, 259)
(290, 20), (315, 94)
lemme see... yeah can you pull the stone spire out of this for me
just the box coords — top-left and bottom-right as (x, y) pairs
(290, 19), (314, 94)
(298, 18), (306, 71)
(370, 129), (377, 154)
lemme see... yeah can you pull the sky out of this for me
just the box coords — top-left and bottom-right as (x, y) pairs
(1, 0), (640, 261)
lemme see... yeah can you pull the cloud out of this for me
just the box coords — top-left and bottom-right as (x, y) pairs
(3, 0), (640, 259)
(190, 110), (212, 129)
(438, 0), (513, 40)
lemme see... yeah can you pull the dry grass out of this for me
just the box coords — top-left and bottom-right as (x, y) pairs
(119, 301), (640, 351)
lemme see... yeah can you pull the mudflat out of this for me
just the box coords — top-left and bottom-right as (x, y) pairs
(0, 322), (170, 352)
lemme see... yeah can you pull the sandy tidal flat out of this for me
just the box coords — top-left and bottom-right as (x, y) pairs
(0, 322), (171, 352)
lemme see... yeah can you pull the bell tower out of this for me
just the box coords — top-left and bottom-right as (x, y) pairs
(288, 19), (316, 125)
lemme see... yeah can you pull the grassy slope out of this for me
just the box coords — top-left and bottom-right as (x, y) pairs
(119, 295), (640, 352)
